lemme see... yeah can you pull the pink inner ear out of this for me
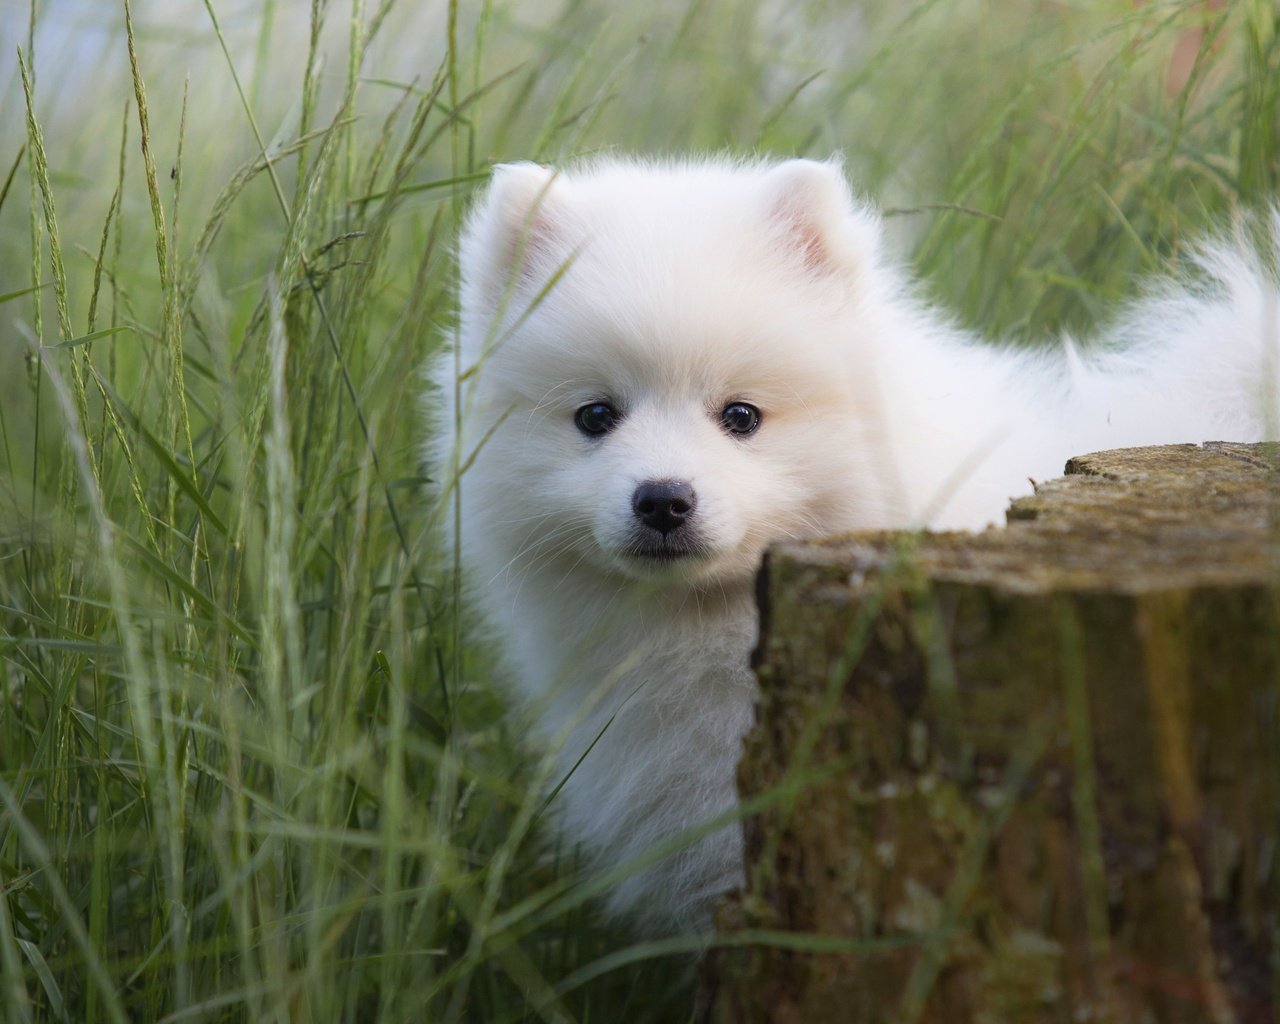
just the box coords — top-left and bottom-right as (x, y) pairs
(775, 207), (838, 279)
(794, 221), (831, 275)
(506, 206), (555, 283)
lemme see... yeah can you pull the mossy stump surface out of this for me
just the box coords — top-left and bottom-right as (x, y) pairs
(704, 443), (1280, 1024)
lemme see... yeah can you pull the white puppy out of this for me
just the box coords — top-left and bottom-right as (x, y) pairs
(431, 156), (1279, 932)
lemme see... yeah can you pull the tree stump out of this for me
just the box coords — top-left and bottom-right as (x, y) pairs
(704, 443), (1279, 1024)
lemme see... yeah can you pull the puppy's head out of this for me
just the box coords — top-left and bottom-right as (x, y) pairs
(446, 157), (891, 588)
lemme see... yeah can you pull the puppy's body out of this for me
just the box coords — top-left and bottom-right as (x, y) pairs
(432, 156), (1279, 932)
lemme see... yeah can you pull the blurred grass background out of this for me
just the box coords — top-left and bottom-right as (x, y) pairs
(0, 0), (1276, 1020)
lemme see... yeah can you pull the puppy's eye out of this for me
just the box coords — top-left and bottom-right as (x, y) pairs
(575, 401), (619, 436)
(720, 402), (761, 436)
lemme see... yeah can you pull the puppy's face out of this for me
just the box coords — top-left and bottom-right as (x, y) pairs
(450, 159), (888, 588)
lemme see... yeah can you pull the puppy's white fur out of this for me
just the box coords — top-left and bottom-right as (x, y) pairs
(431, 156), (1279, 932)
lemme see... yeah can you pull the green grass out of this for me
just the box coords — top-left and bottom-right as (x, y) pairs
(0, 0), (1276, 1020)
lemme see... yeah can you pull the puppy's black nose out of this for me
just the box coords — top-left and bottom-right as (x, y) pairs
(632, 479), (697, 535)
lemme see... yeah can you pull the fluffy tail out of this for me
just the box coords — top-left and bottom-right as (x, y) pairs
(1069, 209), (1280, 449)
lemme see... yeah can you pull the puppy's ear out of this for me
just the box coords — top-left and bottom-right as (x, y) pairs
(762, 158), (880, 281)
(460, 162), (561, 311)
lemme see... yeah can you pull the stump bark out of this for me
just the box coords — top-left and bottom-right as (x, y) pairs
(704, 443), (1280, 1024)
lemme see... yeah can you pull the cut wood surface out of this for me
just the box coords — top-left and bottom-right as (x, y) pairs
(704, 443), (1279, 1024)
